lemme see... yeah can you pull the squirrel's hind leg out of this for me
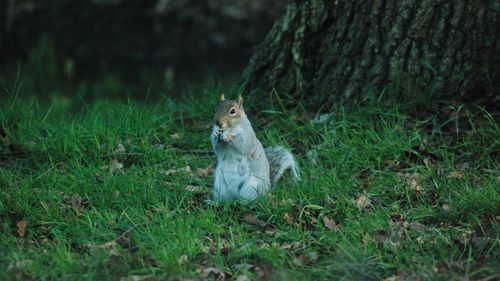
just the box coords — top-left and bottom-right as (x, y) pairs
(238, 176), (269, 201)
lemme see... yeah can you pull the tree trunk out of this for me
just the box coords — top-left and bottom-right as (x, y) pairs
(242, 0), (500, 106)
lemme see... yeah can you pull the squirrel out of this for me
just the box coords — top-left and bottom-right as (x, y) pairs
(210, 94), (300, 202)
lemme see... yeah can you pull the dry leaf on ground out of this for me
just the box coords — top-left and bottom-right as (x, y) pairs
(322, 216), (337, 230)
(7, 259), (33, 271)
(283, 213), (294, 224)
(177, 254), (188, 264)
(308, 251), (319, 262)
(384, 159), (400, 168)
(96, 240), (117, 249)
(406, 221), (427, 232)
(396, 172), (420, 180)
(114, 143), (126, 154)
(408, 178), (423, 191)
(310, 113), (332, 124)
(197, 164), (214, 177)
(354, 194), (372, 209)
(109, 159), (124, 173)
(442, 204), (450, 211)
(232, 263), (255, 271)
(94, 240), (120, 256)
(243, 214), (266, 228)
(161, 165), (191, 176)
(396, 172), (423, 192)
(185, 185), (205, 193)
(447, 171), (464, 179)
(63, 193), (83, 211)
(201, 267), (226, 279)
(280, 241), (304, 251)
(16, 220), (28, 237)
(235, 275), (251, 281)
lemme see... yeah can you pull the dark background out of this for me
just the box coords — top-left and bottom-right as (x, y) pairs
(0, 0), (286, 98)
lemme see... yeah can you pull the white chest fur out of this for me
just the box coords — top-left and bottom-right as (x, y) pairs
(213, 145), (251, 201)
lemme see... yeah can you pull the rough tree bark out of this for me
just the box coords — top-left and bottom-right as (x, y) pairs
(242, 0), (500, 106)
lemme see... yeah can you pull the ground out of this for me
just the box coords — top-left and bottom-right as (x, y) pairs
(0, 81), (498, 281)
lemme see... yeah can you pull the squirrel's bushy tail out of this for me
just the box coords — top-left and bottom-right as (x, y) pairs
(264, 146), (300, 184)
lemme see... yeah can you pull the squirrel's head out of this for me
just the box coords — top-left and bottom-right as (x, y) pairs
(214, 94), (244, 129)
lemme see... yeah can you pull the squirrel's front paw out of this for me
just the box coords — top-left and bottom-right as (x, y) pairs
(220, 131), (234, 142)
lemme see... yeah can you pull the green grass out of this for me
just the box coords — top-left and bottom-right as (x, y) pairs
(0, 83), (499, 281)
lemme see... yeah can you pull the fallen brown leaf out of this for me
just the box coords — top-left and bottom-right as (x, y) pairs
(310, 113), (333, 125)
(161, 165), (191, 176)
(447, 171), (464, 179)
(16, 220), (28, 237)
(114, 143), (126, 154)
(408, 179), (423, 192)
(7, 259), (33, 271)
(63, 193), (83, 211)
(243, 214), (266, 228)
(384, 275), (398, 281)
(232, 263), (254, 271)
(267, 193), (275, 205)
(384, 159), (400, 168)
(432, 264), (439, 273)
(308, 251), (319, 262)
(322, 216), (337, 230)
(354, 194), (372, 209)
(389, 240), (401, 249)
(201, 267), (226, 279)
(95, 240), (120, 256)
(185, 185), (205, 193)
(396, 172), (420, 180)
(283, 213), (294, 224)
(292, 257), (303, 266)
(407, 221), (427, 232)
(235, 275), (251, 281)
(280, 241), (304, 251)
(109, 159), (124, 173)
(458, 229), (475, 244)
(397, 172), (423, 192)
(390, 212), (405, 225)
(196, 164), (214, 177)
(177, 254), (188, 264)
(96, 240), (117, 249)
(416, 236), (425, 244)
(254, 265), (269, 280)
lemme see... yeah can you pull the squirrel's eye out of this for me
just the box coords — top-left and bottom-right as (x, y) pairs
(230, 108), (236, 115)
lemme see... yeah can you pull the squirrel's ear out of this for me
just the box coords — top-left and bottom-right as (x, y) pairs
(220, 94), (225, 101)
(237, 95), (243, 108)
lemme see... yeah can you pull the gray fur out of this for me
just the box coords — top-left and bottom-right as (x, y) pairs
(211, 103), (300, 202)
(211, 109), (271, 202)
(265, 146), (300, 184)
